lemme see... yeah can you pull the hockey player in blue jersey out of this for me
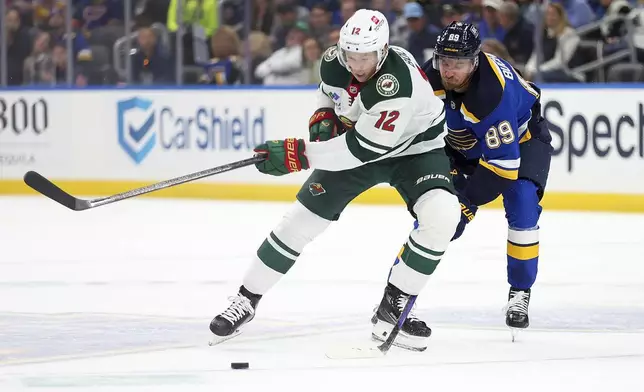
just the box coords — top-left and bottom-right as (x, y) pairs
(407, 21), (552, 337)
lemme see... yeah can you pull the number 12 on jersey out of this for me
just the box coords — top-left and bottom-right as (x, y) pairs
(375, 110), (400, 132)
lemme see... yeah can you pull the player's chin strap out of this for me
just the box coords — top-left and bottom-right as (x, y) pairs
(375, 43), (389, 71)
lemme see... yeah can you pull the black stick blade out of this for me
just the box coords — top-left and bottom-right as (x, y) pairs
(23, 171), (87, 211)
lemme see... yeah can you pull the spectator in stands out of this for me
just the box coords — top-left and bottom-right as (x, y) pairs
(134, 0), (171, 26)
(479, 0), (506, 41)
(130, 26), (174, 84)
(418, 0), (443, 28)
(308, 3), (333, 45)
(389, 0), (410, 47)
(199, 26), (243, 85)
(498, 0), (534, 67)
(221, 0), (243, 37)
(5, 7), (32, 85)
(405, 2), (441, 65)
(370, 0), (396, 22)
(9, 0), (35, 27)
(271, 0), (310, 42)
(481, 37), (517, 68)
(253, 0), (276, 36)
(282, 0), (311, 23)
(599, 0), (633, 41)
(302, 0), (339, 13)
(272, 2), (300, 50)
(51, 42), (89, 86)
(23, 30), (54, 85)
(525, 3), (584, 82)
(302, 37), (322, 84)
(247, 31), (273, 84)
(46, 9), (93, 62)
(10, 1), (32, 13)
(462, 0), (484, 26)
(440, 4), (464, 27)
(167, 0), (218, 65)
(33, 0), (66, 29)
(255, 22), (309, 84)
(340, 0), (358, 25)
(518, 0), (541, 26)
(325, 27), (340, 47)
(421, 2), (464, 59)
(73, 0), (124, 30)
(556, 0), (596, 28)
(167, 0), (217, 36)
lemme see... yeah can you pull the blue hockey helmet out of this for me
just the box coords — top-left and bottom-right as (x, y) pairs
(433, 21), (481, 67)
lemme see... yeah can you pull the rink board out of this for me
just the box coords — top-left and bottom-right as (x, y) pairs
(1, 85), (643, 212)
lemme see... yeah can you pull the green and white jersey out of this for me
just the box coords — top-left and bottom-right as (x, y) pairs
(306, 45), (446, 171)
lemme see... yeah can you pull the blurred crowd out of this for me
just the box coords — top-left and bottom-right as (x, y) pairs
(2, 0), (644, 87)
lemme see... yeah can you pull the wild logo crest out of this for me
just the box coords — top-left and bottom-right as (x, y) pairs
(324, 46), (338, 62)
(308, 182), (326, 196)
(376, 74), (399, 97)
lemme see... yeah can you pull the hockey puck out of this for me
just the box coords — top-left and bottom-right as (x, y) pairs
(230, 362), (249, 369)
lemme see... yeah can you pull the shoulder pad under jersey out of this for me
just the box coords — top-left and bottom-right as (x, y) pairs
(360, 48), (413, 111)
(460, 52), (505, 124)
(422, 59), (446, 100)
(319, 46), (353, 88)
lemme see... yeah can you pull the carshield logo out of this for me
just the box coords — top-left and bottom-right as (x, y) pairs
(116, 96), (266, 164)
(118, 97), (156, 164)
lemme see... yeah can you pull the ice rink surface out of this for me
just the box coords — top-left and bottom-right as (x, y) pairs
(1, 195), (643, 392)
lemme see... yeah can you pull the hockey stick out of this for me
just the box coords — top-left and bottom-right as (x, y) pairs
(377, 294), (417, 354)
(23, 154), (266, 211)
(325, 295), (418, 359)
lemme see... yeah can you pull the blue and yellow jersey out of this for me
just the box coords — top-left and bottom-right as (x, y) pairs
(424, 52), (544, 205)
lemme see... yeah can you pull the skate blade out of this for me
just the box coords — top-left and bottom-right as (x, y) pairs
(509, 327), (521, 342)
(371, 320), (429, 352)
(208, 330), (242, 346)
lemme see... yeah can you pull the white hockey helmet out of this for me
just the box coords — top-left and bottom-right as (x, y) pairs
(337, 9), (390, 73)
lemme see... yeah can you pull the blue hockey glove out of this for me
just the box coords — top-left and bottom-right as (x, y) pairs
(453, 195), (477, 241)
(449, 167), (477, 240)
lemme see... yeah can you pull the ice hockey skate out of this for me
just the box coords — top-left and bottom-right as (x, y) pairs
(504, 287), (531, 342)
(209, 286), (261, 346)
(371, 283), (431, 351)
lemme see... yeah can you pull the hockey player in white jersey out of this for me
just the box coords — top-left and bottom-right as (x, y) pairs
(209, 9), (461, 351)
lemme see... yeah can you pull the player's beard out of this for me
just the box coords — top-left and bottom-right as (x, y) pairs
(442, 74), (472, 92)
(440, 62), (476, 92)
(442, 79), (460, 91)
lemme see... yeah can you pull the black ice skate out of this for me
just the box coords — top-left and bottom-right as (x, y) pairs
(504, 287), (531, 342)
(209, 286), (261, 346)
(371, 283), (431, 351)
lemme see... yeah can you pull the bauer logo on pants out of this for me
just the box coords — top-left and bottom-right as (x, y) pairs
(415, 173), (451, 185)
(117, 97), (156, 164)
